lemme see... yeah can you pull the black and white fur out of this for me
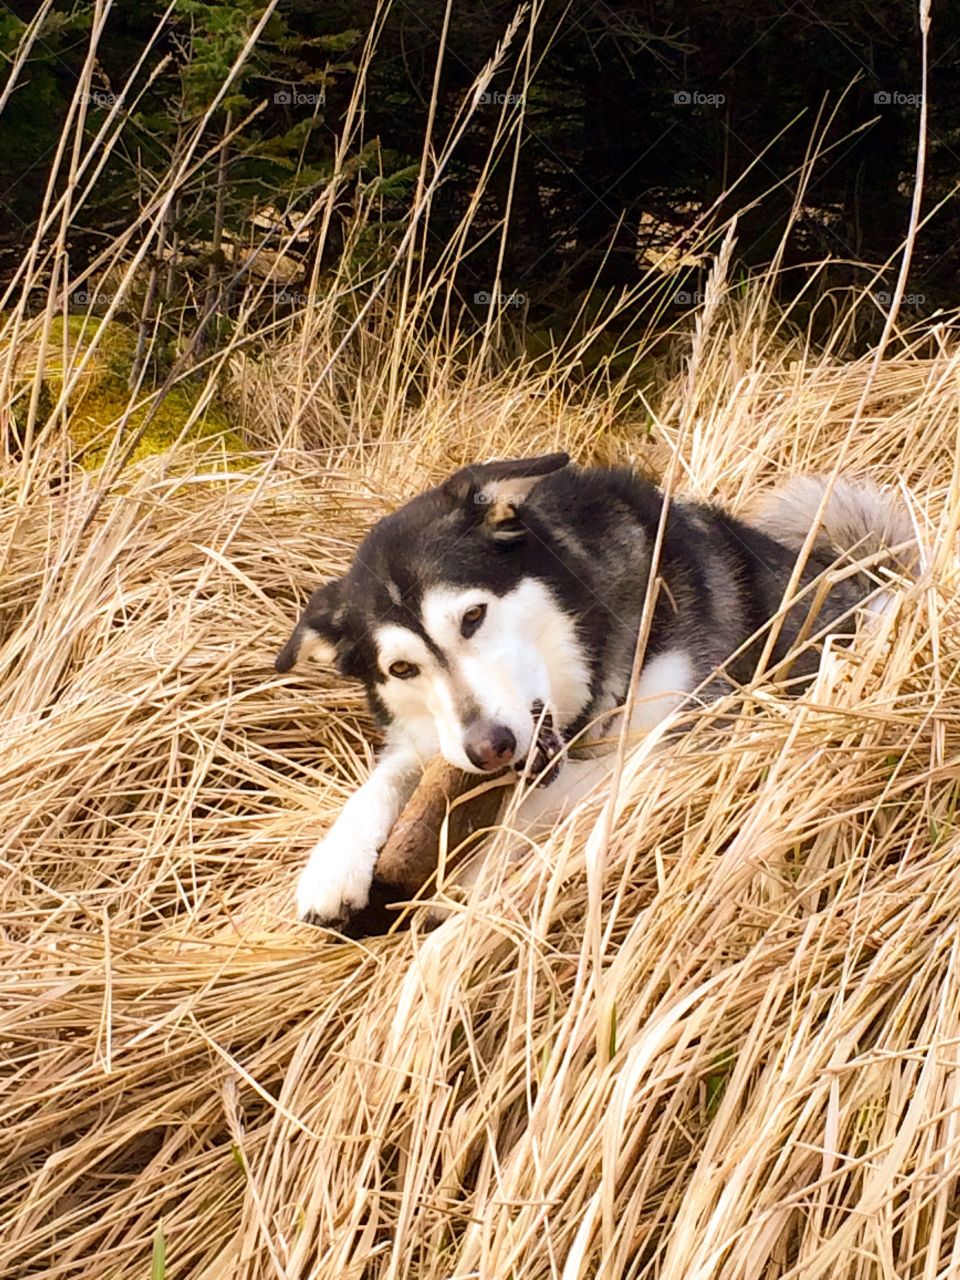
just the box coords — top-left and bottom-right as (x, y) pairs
(276, 453), (914, 924)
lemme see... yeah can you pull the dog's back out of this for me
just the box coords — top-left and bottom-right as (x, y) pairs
(518, 466), (915, 721)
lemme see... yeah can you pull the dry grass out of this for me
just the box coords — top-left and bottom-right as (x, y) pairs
(5, 5), (960, 1278)
(3, 296), (960, 1278)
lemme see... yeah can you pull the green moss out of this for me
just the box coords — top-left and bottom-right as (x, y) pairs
(6, 315), (245, 470)
(46, 314), (138, 381)
(67, 374), (243, 471)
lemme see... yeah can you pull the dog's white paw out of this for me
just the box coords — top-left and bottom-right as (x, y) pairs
(295, 833), (378, 925)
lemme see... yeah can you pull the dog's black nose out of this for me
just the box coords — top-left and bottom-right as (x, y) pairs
(464, 723), (516, 771)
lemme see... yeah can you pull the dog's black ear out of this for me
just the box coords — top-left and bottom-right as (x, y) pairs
(442, 451), (569, 540)
(275, 578), (347, 673)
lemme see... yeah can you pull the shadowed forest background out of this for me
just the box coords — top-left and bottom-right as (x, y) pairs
(2, 0), (958, 356)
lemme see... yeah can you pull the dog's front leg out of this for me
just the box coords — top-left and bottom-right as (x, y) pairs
(296, 745), (423, 925)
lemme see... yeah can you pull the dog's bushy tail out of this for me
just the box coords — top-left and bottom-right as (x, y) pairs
(750, 475), (919, 574)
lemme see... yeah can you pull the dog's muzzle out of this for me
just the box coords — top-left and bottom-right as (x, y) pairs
(462, 705), (564, 784)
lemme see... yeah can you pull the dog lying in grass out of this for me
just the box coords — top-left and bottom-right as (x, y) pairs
(276, 454), (915, 927)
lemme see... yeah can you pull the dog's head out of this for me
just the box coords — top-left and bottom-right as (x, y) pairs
(275, 452), (590, 772)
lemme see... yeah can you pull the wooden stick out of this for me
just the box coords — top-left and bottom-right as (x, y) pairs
(375, 758), (512, 895)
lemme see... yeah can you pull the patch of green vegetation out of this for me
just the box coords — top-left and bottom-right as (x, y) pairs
(151, 1221), (166, 1280)
(7, 315), (245, 470)
(67, 377), (241, 472)
(704, 1050), (736, 1120)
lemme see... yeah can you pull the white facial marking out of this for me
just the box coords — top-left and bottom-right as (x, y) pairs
(373, 580), (591, 774)
(628, 648), (694, 733)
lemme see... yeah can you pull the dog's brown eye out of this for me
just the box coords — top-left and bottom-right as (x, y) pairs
(388, 660), (418, 679)
(461, 603), (487, 636)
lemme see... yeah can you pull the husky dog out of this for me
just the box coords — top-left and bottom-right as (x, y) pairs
(276, 453), (914, 925)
